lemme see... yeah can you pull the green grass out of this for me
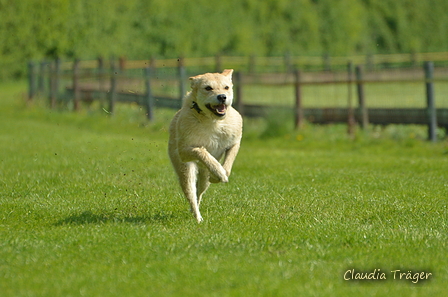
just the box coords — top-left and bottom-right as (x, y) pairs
(1, 81), (447, 296)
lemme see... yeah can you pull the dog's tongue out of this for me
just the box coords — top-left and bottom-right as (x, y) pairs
(215, 104), (226, 113)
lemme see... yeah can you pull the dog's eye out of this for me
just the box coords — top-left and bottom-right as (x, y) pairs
(224, 86), (230, 90)
(205, 86), (213, 91)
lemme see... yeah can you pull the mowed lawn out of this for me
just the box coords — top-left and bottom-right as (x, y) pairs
(1, 82), (447, 296)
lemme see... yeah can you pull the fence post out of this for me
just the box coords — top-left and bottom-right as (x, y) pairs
(119, 56), (127, 72)
(215, 54), (222, 72)
(73, 59), (80, 111)
(144, 66), (154, 121)
(178, 57), (186, 100)
(249, 55), (255, 74)
(55, 58), (61, 100)
(38, 60), (46, 95)
(150, 57), (157, 77)
(49, 58), (60, 108)
(284, 52), (292, 73)
(355, 65), (369, 130)
(108, 60), (117, 115)
(49, 60), (55, 108)
(28, 61), (36, 100)
(347, 61), (356, 138)
(234, 71), (244, 116)
(366, 54), (374, 71)
(410, 52), (418, 68)
(294, 69), (304, 129)
(323, 54), (331, 71)
(98, 57), (106, 109)
(424, 61), (437, 142)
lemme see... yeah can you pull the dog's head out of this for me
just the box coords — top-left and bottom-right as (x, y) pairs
(189, 69), (234, 117)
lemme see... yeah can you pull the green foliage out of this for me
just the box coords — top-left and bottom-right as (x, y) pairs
(1, 0), (448, 78)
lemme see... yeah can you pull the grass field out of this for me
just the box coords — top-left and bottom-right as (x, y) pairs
(1, 81), (447, 296)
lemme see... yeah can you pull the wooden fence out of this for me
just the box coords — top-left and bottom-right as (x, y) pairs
(27, 54), (448, 141)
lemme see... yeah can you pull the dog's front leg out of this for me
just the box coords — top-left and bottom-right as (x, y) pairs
(209, 143), (240, 184)
(222, 142), (241, 177)
(180, 146), (228, 183)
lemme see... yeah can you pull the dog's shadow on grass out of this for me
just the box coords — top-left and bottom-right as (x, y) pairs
(54, 211), (175, 226)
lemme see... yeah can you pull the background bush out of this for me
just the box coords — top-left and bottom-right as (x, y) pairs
(1, 0), (448, 79)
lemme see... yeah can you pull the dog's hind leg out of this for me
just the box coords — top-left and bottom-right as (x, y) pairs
(197, 167), (210, 208)
(179, 162), (203, 223)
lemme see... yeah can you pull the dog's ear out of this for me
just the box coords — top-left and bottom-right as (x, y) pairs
(222, 69), (233, 77)
(189, 74), (202, 89)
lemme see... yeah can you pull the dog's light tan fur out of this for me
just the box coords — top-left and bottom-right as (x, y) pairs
(168, 69), (242, 222)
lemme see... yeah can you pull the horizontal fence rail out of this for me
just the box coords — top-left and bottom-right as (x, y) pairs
(28, 54), (448, 141)
(52, 52), (448, 72)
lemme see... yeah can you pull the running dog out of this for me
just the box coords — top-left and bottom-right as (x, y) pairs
(168, 69), (242, 222)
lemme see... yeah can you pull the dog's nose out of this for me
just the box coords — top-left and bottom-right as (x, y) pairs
(217, 94), (227, 103)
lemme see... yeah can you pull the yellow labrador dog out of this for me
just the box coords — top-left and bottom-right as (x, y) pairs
(168, 69), (242, 222)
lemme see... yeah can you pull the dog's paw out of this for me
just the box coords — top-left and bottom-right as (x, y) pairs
(217, 170), (229, 183)
(209, 174), (227, 183)
(210, 166), (228, 183)
(221, 174), (229, 183)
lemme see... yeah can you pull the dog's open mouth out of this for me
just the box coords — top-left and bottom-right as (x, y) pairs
(206, 104), (227, 116)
